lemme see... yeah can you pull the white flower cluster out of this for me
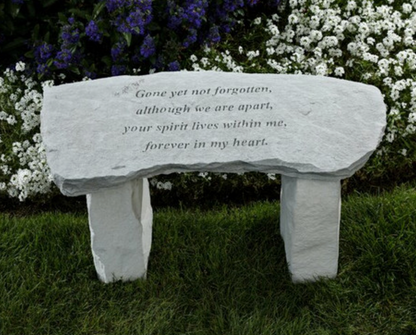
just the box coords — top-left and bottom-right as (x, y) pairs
(190, 0), (416, 157)
(0, 65), (54, 201)
(150, 178), (173, 191)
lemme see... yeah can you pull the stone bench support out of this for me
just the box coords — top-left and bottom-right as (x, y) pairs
(87, 178), (152, 283)
(280, 175), (341, 282)
(86, 175), (341, 283)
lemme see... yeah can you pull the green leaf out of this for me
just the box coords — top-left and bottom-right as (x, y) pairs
(71, 67), (81, 75)
(69, 8), (87, 20)
(27, 1), (36, 17)
(11, 4), (21, 18)
(42, 0), (60, 8)
(31, 24), (40, 42)
(44, 32), (50, 43)
(123, 33), (132, 47)
(2, 38), (26, 53)
(101, 55), (112, 67)
(24, 51), (34, 59)
(58, 12), (67, 23)
(93, 1), (106, 20)
(146, 21), (161, 32)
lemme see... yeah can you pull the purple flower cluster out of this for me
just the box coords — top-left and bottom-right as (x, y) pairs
(167, 0), (209, 47)
(85, 20), (103, 43)
(53, 18), (81, 70)
(108, 0), (153, 36)
(27, 0), (281, 78)
(140, 35), (155, 58)
(111, 40), (126, 61)
(168, 61), (180, 71)
(111, 64), (126, 76)
(34, 42), (54, 75)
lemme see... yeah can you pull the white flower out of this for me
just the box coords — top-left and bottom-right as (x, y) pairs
(7, 115), (17, 125)
(394, 66), (404, 77)
(0, 111), (8, 120)
(334, 67), (345, 77)
(268, 24), (279, 36)
(399, 149), (407, 156)
(315, 63), (328, 76)
(17, 169), (32, 185)
(15, 61), (25, 72)
(253, 17), (261, 25)
(402, 3), (412, 14)
(246, 50), (260, 60)
(190, 54), (198, 62)
(156, 181), (172, 191)
(266, 47), (275, 55)
(386, 131), (395, 143)
(408, 112), (416, 123)
(267, 173), (276, 180)
(346, 0), (357, 11)
(288, 14), (299, 25)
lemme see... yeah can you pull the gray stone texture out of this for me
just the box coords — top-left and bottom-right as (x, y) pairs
(40, 72), (386, 283)
(280, 175), (341, 282)
(86, 178), (152, 283)
(41, 72), (386, 197)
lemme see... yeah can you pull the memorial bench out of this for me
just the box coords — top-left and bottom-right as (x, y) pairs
(41, 71), (386, 283)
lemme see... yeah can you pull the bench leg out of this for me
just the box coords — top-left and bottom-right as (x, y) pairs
(86, 178), (153, 283)
(280, 175), (341, 283)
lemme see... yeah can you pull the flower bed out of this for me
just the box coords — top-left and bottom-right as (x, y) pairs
(1, 0), (415, 202)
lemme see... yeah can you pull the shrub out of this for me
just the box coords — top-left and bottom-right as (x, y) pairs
(0, 63), (53, 201)
(1, 0), (416, 204)
(0, 0), (282, 80)
(189, 0), (416, 188)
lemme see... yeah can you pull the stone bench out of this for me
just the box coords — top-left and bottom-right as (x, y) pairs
(41, 71), (386, 283)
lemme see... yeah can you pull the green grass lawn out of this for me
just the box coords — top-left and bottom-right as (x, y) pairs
(1, 185), (416, 335)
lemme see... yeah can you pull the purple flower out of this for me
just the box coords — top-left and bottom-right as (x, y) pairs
(36, 64), (49, 75)
(111, 64), (126, 76)
(84, 70), (97, 79)
(168, 61), (180, 71)
(183, 0), (207, 28)
(108, 0), (153, 35)
(167, 0), (208, 29)
(34, 42), (54, 74)
(106, 0), (124, 13)
(207, 26), (221, 44)
(111, 40), (126, 61)
(61, 25), (80, 45)
(86, 20), (103, 42)
(12, 0), (24, 4)
(54, 48), (80, 69)
(34, 43), (54, 62)
(183, 29), (197, 48)
(140, 35), (155, 58)
(54, 48), (73, 69)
